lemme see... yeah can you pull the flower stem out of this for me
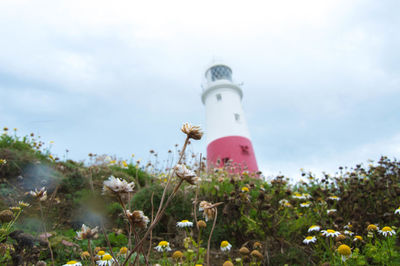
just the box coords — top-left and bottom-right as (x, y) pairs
(207, 208), (218, 266)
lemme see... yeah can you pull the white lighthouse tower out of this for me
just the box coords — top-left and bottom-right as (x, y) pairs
(201, 62), (258, 173)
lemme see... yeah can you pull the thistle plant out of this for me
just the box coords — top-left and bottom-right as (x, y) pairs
(29, 187), (55, 266)
(122, 123), (203, 266)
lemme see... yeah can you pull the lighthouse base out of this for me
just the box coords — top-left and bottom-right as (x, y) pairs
(207, 136), (259, 174)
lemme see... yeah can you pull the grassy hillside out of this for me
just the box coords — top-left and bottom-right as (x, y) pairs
(1, 126), (400, 265)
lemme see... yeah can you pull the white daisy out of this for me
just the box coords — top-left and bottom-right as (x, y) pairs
(379, 226), (396, 237)
(154, 241), (172, 252)
(328, 196), (340, 201)
(321, 229), (340, 238)
(395, 207), (400, 215)
(300, 202), (311, 208)
(327, 209), (337, 215)
(308, 225), (321, 233)
(303, 236), (317, 244)
(344, 223), (352, 230)
(177, 219), (193, 228)
(96, 254), (115, 266)
(302, 193), (312, 199)
(220, 241), (232, 252)
(344, 230), (354, 236)
(63, 261), (82, 266)
(292, 193), (305, 199)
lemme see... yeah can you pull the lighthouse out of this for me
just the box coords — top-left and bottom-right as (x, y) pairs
(201, 62), (259, 173)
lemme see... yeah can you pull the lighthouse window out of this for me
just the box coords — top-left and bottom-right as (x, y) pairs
(209, 65), (232, 81)
(234, 113), (240, 121)
(216, 94), (222, 101)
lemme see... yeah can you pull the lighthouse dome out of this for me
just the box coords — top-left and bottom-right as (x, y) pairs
(205, 64), (232, 82)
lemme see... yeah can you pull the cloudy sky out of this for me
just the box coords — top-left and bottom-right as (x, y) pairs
(1, 0), (399, 180)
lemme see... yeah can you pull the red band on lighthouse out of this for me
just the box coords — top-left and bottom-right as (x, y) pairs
(207, 135), (258, 173)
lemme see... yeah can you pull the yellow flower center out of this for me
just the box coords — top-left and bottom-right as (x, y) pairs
(221, 241), (230, 248)
(294, 193), (301, 197)
(382, 226), (392, 232)
(306, 236), (314, 240)
(310, 225), (318, 229)
(242, 187), (249, 192)
(337, 244), (351, 256)
(181, 220), (189, 223)
(97, 251), (105, 256)
(367, 224), (377, 231)
(103, 254), (112, 261)
(120, 247), (128, 254)
(66, 261), (78, 264)
(355, 235), (362, 241)
(327, 229), (336, 233)
(172, 251), (183, 259)
(159, 241), (169, 247)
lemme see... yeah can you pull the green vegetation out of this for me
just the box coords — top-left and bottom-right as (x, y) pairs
(1, 126), (400, 265)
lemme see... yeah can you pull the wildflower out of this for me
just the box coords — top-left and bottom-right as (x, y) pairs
(0, 210), (14, 223)
(125, 210), (150, 228)
(172, 251), (183, 260)
(337, 244), (351, 261)
(241, 187), (249, 192)
(303, 236), (317, 244)
(308, 225), (321, 233)
(175, 164), (198, 185)
(253, 241), (262, 249)
(302, 193), (312, 199)
(197, 220), (207, 228)
(379, 226), (396, 237)
(321, 229), (340, 238)
(0, 159), (6, 165)
(367, 224), (378, 231)
(223, 261), (234, 266)
(220, 241), (232, 252)
(292, 193), (305, 199)
(239, 247), (250, 255)
(283, 202), (292, 208)
(181, 123), (203, 140)
(250, 250), (263, 260)
(177, 219), (193, 228)
(199, 201), (216, 221)
(395, 207), (400, 215)
(300, 202), (311, 208)
(327, 209), (336, 215)
(336, 234), (346, 242)
(155, 241), (172, 252)
(96, 254), (115, 266)
(63, 261), (82, 266)
(9, 206), (21, 212)
(328, 196), (340, 201)
(76, 224), (99, 240)
(344, 230), (354, 236)
(344, 223), (352, 230)
(18, 201), (30, 208)
(29, 187), (47, 201)
(279, 199), (289, 205)
(122, 161), (128, 169)
(119, 247), (128, 255)
(354, 235), (363, 242)
(103, 176), (135, 195)
(80, 251), (90, 260)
